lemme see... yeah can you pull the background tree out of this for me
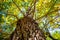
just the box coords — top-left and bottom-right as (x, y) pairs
(0, 0), (60, 40)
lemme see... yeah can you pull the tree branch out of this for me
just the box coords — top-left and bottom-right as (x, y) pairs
(33, 0), (36, 18)
(26, 0), (38, 17)
(44, 15), (60, 40)
(26, 1), (34, 16)
(12, 1), (25, 16)
(3, 10), (18, 20)
(35, 0), (57, 20)
(35, 8), (60, 21)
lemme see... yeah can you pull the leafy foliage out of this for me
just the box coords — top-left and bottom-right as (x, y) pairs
(0, 0), (60, 40)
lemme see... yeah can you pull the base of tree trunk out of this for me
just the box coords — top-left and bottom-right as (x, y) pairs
(9, 16), (46, 40)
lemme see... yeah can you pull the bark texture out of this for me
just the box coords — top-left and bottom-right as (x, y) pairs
(9, 16), (46, 40)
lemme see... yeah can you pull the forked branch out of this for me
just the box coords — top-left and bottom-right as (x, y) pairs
(26, 0), (37, 17)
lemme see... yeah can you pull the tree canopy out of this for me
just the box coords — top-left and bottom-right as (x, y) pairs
(0, 0), (60, 40)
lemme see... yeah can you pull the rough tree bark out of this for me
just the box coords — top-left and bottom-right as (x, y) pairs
(9, 16), (46, 40)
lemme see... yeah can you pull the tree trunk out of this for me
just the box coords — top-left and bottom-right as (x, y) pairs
(9, 16), (46, 40)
